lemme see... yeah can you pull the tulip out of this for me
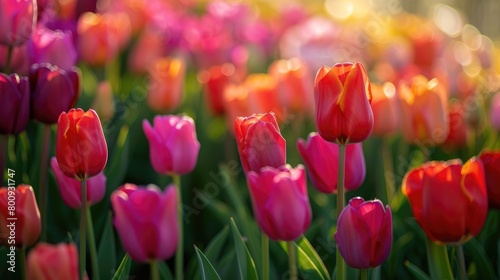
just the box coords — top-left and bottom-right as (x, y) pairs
(91, 81), (114, 122)
(50, 157), (106, 209)
(0, 73), (30, 135)
(198, 63), (237, 116)
(441, 102), (468, 150)
(398, 75), (449, 146)
(27, 242), (83, 280)
(245, 74), (282, 119)
(0, 185), (40, 247)
(234, 112), (286, 174)
(370, 82), (399, 137)
(297, 133), (365, 194)
(128, 28), (165, 74)
(55, 108), (108, 180)
(314, 62), (373, 145)
(111, 183), (178, 262)
(402, 158), (487, 244)
(28, 26), (78, 71)
(334, 197), (392, 269)
(30, 64), (81, 124)
(0, 0), (37, 46)
(147, 57), (185, 113)
(0, 44), (30, 75)
(223, 83), (250, 132)
(246, 165), (311, 241)
(479, 150), (500, 209)
(143, 115), (200, 175)
(490, 92), (500, 131)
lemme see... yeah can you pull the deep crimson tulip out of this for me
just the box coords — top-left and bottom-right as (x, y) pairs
(334, 197), (392, 269)
(111, 183), (178, 262)
(143, 115), (200, 175)
(234, 112), (286, 173)
(314, 62), (373, 145)
(50, 157), (106, 209)
(27, 242), (85, 280)
(55, 108), (108, 180)
(0, 73), (30, 135)
(402, 158), (487, 244)
(246, 165), (311, 241)
(0, 0), (37, 46)
(297, 132), (365, 194)
(30, 63), (80, 124)
(0, 185), (40, 248)
(479, 150), (500, 209)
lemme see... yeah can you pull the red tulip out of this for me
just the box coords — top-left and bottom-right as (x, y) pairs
(111, 183), (178, 262)
(246, 165), (311, 241)
(314, 62), (373, 145)
(55, 108), (108, 180)
(441, 102), (468, 150)
(297, 132), (365, 193)
(402, 158), (487, 244)
(335, 197), (392, 269)
(0, 73), (30, 135)
(370, 82), (399, 137)
(0, 185), (40, 248)
(479, 150), (500, 209)
(0, 0), (37, 46)
(27, 242), (85, 280)
(234, 112), (286, 174)
(198, 63), (237, 116)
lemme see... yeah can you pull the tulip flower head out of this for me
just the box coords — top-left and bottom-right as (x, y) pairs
(314, 62), (373, 145)
(490, 92), (500, 131)
(479, 150), (500, 209)
(0, 73), (30, 135)
(27, 242), (84, 280)
(0, 0), (37, 46)
(370, 82), (399, 137)
(402, 158), (487, 244)
(147, 57), (185, 113)
(111, 183), (178, 262)
(55, 108), (108, 180)
(246, 165), (311, 241)
(335, 197), (392, 269)
(234, 112), (286, 174)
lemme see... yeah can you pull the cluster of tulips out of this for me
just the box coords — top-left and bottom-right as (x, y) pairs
(1, 0), (500, 279)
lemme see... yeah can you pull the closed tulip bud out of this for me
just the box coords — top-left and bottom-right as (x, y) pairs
(55, 108), (108, 180)
(402, 158), (487, 244)
(111, 183), (178, 262)
(370, 82), (399, 137)
(147, 57), (185, 113)
(27, 242), (84, 280)
(297, 133), (365, 194)
(0, 0), (37, 46)
(198, 63), (237, 116)
(0, 73), (30, 135)
(143, 115), (200, 175)
(30, 64), (80, 124)
(234, 112), (286, 174)
(50, 157), (106, 209)
(398, 76), (449, 146)
(0, 185), (41, 247)
(441, 102), (468, 150)
(28, 26), (77, 71)
(335, 197), (392, 269)
(314, 62), (374, 145)
(490, 92), (500, 131)
(479, 150), (500, 209)
(247, 165), (311, 241)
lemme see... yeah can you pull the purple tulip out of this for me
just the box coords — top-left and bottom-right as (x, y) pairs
(29, 26), (77, 71)
(0, 73), (30, 135)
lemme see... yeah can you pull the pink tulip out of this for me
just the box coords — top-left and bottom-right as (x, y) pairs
(50, 157), (106, 209)
(27, 242), (85, 280)
(111, 183), (178, 262)
(0, 0), (37, 46)
(143, 115), (200, 175)
(297, 133), (366, 194)
(246, 165), (311, 241)
(28, 26), (77, 71)
(335, 197), (392, 269)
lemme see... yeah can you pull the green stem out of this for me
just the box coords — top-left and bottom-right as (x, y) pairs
(456, 245), (467, 280)
(382, 138), (395, 203)
(150, 259), (160, 280)
(19, 247), (26, 280)
(360, 269), (368, 280)
(39, 124), (51, 242)
(80, 180), (87, 280)
(262, 234), (269, 280)
(287, 241), (297, 280)
(173, 174), (183, 280)
(336, 144), (346, 280)
(86, 206), (99, 280)
(426, 240), (453, 280)
(5, 45), (13, 73)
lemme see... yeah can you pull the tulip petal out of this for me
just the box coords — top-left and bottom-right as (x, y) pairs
(461, 158), (488, 238)
(370, 205), (392, 267)
(243, 121), (286, 172)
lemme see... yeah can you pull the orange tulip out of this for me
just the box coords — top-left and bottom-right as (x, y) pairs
(398, 76), (449, 145)
(147, 57), (185, 113)
(245, 74), (283, 120)
(370, 82), (399, 137)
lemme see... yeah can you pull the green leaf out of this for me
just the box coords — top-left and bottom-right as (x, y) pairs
(195, 246), (222, 280)
(105, 125), (129, 190)
(230, 218), (259, 280)
(205, 225), (230, 261)
(295, 235), (329, 280)
(464, 238), (496, 280)
(159, 262), (174, 280)
(97, 212), (116, 280)
(112, 254), (131, 280)
(404, 260), (432, 280)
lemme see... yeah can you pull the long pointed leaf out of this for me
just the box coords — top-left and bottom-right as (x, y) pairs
(195, 246), (222, 280)
(230, 218), (259, 280)
(112, 254), (131, 280)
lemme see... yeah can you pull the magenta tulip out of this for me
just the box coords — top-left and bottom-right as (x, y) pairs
(335, 197), (392, 269)
(143, 115), (200, 175)
(246, 165), (311, 241)
(297, 132), (366, 194)
(0, 0), (37, 46)
(111, 183), (178, 262)
(0, 73), (30, 135)
(28, 27), (78, 71)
